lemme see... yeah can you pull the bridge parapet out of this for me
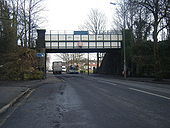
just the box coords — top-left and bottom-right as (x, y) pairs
(44, 30), (122, 50)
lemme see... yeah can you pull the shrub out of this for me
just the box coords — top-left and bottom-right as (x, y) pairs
(0, 47), (44, 80)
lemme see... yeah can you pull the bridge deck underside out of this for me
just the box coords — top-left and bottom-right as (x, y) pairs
(46, 48), (121, 53)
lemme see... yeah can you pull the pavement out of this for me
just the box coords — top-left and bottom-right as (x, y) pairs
(0, 73), (169, 117)
(0, 73), (61, 116)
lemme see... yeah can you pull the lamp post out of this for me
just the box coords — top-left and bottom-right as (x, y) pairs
(110, 1), (126, 79)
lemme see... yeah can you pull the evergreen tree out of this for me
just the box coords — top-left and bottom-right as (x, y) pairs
(0, 0), (16, 53)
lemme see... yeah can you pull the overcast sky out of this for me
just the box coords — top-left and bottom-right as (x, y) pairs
(42, 0), (119, 67)
(42, 0), (118, 31)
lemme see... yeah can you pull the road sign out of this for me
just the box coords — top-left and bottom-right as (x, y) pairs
(36, 53), (45, 57)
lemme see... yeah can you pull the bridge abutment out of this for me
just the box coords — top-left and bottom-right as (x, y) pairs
(36, 29), (46, 78)
(98, 50), (122, 75)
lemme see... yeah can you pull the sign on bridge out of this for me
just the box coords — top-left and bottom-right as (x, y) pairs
(74, 31), (89, 35)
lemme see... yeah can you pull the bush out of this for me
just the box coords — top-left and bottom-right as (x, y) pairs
(23, 70), (44, 80)
(0, 47), (44, 80)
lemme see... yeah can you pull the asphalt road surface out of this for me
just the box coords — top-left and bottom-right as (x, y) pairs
(1, 74), (170, 128)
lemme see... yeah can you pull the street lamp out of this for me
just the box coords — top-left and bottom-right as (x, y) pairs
(110, 1), (127, 79)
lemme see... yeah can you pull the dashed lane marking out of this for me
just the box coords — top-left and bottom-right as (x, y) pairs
(99, 80), (118, 86)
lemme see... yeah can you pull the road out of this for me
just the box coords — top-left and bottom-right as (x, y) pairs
(1, 73), (170, 128)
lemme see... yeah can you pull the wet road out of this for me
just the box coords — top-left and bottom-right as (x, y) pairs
(1, 74), (170, 128)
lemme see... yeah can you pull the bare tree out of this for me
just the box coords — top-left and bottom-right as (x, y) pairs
(56, 53), (70, 66)
(114, 0), (169, 79)
(132, 0), (169, 79)
(56, 53), (85, 66)
(27, 0), (45, 47)
(6, 0), (45, 47)
(79, 9), (107, 70)
(111, 0), (151, 40)
(80, 9), (107, 34)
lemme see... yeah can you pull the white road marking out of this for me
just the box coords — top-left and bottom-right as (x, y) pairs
(93, 77), (170, 100)
(101, 81), (118, 86)
(129, 87), (170, 100)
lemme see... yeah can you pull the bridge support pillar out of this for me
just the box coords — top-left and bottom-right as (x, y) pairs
(97, 52), (99, 72)
(36, 29), (46, 78)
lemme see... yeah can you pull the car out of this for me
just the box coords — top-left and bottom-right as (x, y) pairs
(67, 65), (79, 74)
(62, 66), (66, 72)
(67, 69), (79, 74)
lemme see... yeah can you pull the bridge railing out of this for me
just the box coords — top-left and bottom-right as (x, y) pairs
(45, 31), (122, 49)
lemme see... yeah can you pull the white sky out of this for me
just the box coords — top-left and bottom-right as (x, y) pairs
(41, 0), (119, 68)
(41, 0), (118, 31)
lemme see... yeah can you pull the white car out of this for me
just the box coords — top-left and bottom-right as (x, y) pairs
(62, 66), (66, 72)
